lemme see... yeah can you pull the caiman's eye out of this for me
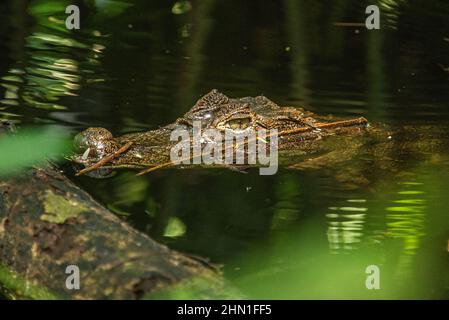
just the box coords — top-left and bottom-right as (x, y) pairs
(224, 117), (251, 130)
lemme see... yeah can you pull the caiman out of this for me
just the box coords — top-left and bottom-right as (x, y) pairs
(71, 89), (449, 183)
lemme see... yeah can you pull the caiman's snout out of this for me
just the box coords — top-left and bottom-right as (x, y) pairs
(73, 127), (119, 164)
(72, 127), (122, 178)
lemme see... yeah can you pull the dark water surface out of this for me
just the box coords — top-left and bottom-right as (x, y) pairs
(1, 0), (449, 299)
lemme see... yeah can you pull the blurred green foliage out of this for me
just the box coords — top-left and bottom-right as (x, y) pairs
(0, 127), (70, 176)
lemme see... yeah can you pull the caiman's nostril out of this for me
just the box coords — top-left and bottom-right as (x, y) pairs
(73, 131), (89, 152)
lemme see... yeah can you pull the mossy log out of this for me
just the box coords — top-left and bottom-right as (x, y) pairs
(0, 165), (236, 299)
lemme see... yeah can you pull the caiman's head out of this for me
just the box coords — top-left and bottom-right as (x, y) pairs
(72, 89), (368, 176)
(173, 89), (320, 133)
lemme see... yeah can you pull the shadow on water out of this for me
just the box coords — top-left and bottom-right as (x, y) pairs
(1, 0), (449, 298)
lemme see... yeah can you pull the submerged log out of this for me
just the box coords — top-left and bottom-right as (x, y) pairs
(0, 165), (236, 299)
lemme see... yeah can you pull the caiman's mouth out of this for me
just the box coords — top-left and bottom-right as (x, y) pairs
(71, 117), (369, 177)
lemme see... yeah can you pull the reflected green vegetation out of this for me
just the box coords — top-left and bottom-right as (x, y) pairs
(1, 0), (104, 113)
(224, 165), (448, 299)
(1, 0), (449, 299)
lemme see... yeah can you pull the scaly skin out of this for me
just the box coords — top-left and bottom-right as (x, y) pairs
(71, 89), (372, 176)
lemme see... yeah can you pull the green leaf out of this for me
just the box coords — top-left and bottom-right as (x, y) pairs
(0, 127), (70, 176)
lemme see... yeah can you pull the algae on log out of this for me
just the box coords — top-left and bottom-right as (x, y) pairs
(0, 166), (236, 299)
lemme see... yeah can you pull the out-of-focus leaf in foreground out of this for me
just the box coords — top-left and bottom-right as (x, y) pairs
(0, 127), (70, 176)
